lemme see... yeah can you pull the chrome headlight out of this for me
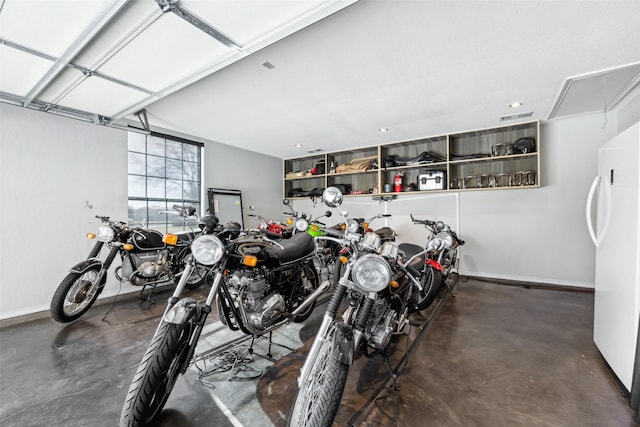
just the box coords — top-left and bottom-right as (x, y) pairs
(346, 219), (360, 234)
(96, 226), (115, 242)
(191, 235), (224, 265)
(351, 254), (391, 293)
(295, 218), (309, 232)
(426, 233), (454, 253)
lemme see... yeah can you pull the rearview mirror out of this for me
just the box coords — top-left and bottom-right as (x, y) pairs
(322, 186), (343, 208)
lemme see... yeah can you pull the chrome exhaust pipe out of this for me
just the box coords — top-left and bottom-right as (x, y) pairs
(291, 280), (331, 317)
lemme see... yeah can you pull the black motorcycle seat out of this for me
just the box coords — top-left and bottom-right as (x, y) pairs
(375, 227), (395, 241)
(175, 231), (198, 243)
(399, 243), (425, 271)
(267, 232), (316, 264)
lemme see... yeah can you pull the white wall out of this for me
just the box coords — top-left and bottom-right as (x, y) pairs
(0, 104), (282, 320)
(0, 104), (128, 319)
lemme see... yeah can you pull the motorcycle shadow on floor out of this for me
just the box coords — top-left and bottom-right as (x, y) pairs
(255, 289), (449, 427)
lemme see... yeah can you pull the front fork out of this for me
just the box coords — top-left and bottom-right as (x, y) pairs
(299, 263), (362, 385)
(157, 258), (224, 373)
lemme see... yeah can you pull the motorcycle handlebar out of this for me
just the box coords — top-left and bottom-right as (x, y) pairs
(323, 227), (344, 238)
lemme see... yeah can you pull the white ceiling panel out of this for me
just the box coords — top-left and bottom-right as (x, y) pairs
(96, 12), (236, 92)
(183, 0), (338, 46)
(72, 0), (162, 70)
(57, 76), (151, 117)
(0, 0), (112, 57)
(0, 44), (54, 96)
(36, 67), (87, 104)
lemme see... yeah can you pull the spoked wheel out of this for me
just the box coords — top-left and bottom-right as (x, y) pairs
(50, 266), (103, 323)
(185, 262), (210, 290)
(289, 323), (349, 427)
(415, 266), (443, 310)
(120, 320), (191, 427)
(292, 261), (320, 323)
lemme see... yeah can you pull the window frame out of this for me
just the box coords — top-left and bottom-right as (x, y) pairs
(127, 130), (203, 233)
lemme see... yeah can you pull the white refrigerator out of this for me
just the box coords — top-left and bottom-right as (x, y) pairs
(586, 121), (640, 393)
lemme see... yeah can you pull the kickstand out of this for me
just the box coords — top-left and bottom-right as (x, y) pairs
(138, 283), (157, 303)
(248, 331), (295, 362)
(444, 273), (459, 297)
(384, 351), (400, 391)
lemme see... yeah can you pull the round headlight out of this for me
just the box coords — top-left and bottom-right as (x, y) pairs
(191, 235), (224, 265)
(351, 254), (391, 293)
(295, 218), (309, 232)
(96, 226), (115, 242)
(426, 237), (445, 253)
(346, 219), (360, 234)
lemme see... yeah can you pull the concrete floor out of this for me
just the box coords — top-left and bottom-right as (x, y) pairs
(0, 278), (638, 426)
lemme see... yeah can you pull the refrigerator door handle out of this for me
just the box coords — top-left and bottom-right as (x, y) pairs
(599, 174), (612, 245)
(586, 176), (601, 246)
(586, 175), (613, 247)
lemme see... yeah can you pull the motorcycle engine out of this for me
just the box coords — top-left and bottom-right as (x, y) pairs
(123, 250), (170, 285)
(228, 271), (285, 331)
(365, 298), (397, 350)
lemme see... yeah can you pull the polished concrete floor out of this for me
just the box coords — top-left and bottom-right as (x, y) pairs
(0, 278), (638, 426)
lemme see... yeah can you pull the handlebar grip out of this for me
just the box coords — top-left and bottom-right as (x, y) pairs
(323, 227), (343, 238)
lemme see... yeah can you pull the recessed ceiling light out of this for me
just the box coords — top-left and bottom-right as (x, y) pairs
(379, 128), (389, 132)
(509, 102), (523, 108)
(295, 144), (302, 148)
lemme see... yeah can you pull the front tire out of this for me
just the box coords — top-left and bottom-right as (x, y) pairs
(50, 266), (103, 323)
(289, 324), (349, 427)
(120, 320), (191, 426)
(415, 266), (443, 310)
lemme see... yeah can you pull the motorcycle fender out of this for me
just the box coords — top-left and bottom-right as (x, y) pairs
(426, 259), (443, 271)
(69, 258), (103, 274)
(163, 297), (199, 325)
(331, 323), (354, 365)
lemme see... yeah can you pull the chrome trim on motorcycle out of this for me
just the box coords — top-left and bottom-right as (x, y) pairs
(291, 279), (331, 317)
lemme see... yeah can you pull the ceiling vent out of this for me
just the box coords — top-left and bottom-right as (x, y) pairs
(306, 148), (325, 154)
(500, 112), (533, 122)
(548, 62), (640, 120)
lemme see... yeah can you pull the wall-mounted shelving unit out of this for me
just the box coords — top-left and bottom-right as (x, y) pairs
(283, 120), (540, 198)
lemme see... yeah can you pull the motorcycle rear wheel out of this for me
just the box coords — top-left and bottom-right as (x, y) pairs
(415, 266), (443, 310)
(289, 324), (349, 427)
(120, 320), (190, 426)
(50, 266), (103, 323)
(291, 261), (320, 323)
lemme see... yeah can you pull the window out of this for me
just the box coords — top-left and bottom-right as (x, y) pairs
(128, 132), (202, 233)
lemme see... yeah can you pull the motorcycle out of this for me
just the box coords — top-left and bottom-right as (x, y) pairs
(50, 206), (206, 323)
(288, 187), (431, 427)
(120, 211), (330, 426)
(399, 214), (465, 302)
(333, 212), (397, 286)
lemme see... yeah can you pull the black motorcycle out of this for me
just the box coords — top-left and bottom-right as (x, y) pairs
(120, 211), (330, 426)
(50, 207), (206, 323)
(288, 187), (432, 427)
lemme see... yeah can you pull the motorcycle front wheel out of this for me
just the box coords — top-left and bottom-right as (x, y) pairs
(50, 266), (103, 323)
(184, 263), (210, 289)
(415, 266), (443, 310)
(120, 320), (191, 427)
(289, 324), (349, 427)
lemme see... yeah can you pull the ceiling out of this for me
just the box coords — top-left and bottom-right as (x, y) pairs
(1, 0), (639, 159)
